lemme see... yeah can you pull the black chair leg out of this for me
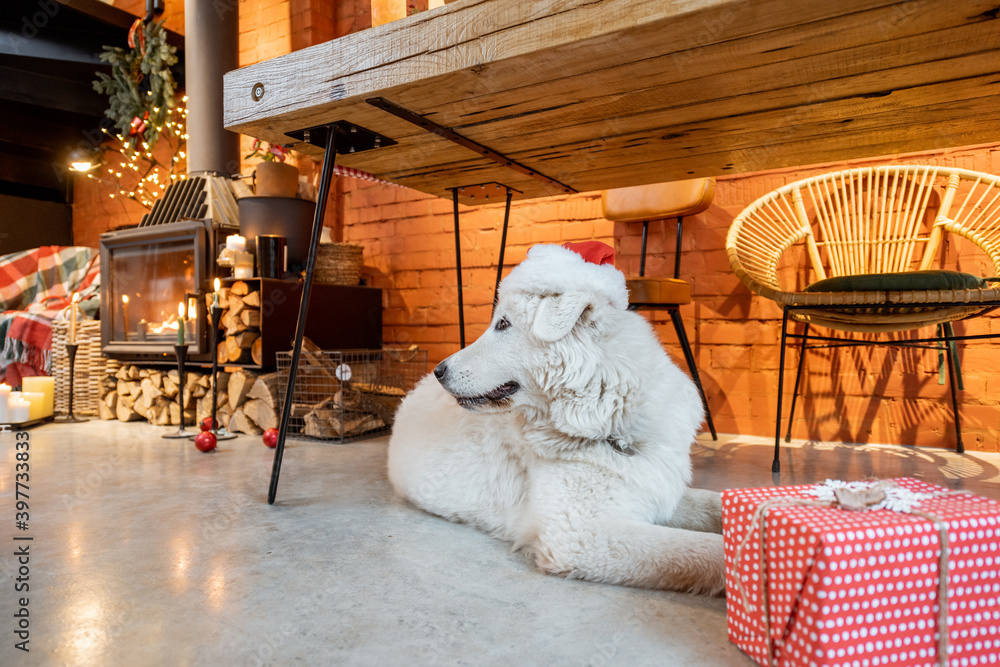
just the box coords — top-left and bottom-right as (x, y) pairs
(784, 323), (810, 443)
(944, 322), (964, 391)
(943, 323), (965, 454)
(669, 307), (717, 440)
(773, 309), (791, 473)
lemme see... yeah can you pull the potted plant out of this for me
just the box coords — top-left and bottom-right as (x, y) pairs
(246, 139), (298, 197)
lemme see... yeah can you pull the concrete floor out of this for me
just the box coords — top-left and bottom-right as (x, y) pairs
(1, 420), (998, 667)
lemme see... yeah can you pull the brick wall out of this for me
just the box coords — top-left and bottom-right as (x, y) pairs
(337, 142), (1000, 453)
(70, 1), (1000, 451)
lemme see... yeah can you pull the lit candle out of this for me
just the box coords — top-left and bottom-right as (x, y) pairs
(213, 278), (220, 308)
(226, 235), (246, 252)
(70, 293), (80, 344)
(21, 377), (54, 419)
(122, 295), (130, 342)
(9, 397), (30, 424)
(177, 301), (185, 346)
(0, 383), (9, 423)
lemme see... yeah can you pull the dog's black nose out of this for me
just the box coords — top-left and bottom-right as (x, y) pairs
(433, 363), (448, 381)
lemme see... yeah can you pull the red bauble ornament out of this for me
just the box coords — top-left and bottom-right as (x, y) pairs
(194, 431), (217, 453)
(200, 417), (217, 432)
(263, 428), (278, 448)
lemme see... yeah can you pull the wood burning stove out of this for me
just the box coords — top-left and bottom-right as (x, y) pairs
(100, 219), (216, 362)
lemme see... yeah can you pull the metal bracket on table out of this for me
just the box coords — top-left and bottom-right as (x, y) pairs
(285, 121), (397, 154)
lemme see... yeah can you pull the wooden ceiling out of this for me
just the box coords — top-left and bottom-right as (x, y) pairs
(225, 0), (1000, 203)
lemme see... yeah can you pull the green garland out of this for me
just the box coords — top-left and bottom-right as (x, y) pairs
(93, 20), (178, 152)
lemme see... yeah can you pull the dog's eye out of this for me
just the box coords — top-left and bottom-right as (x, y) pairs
(494, 317), (511, 332)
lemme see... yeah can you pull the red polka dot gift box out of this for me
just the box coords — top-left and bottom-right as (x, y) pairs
(722, 478), (999, 667)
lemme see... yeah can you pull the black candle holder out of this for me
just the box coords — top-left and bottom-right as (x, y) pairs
(54, 343), (89, 423)
(163, 344), (197, 439)
(201, 305), (236, 441)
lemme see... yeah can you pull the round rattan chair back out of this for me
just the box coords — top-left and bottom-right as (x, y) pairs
(726, 165), (1000, 332)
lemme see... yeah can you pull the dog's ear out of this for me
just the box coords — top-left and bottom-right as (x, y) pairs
(531, 292), (592, 342)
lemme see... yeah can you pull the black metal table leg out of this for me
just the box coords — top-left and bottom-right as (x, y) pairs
(267, 124), (339, 505)
(492, 189), (513, 316)
(451, 188), (466, 349)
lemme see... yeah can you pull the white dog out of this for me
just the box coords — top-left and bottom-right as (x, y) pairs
(387, 244), (725, 595)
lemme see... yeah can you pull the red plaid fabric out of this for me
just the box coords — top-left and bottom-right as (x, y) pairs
(0, 246), (100, 386)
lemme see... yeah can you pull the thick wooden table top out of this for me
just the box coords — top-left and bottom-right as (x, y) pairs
(224, 0), (1000, 203)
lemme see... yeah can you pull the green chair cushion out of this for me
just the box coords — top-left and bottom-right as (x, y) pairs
(804, 270), (989, 293)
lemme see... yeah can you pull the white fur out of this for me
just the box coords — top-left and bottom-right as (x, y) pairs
(387, 244), (725, 595)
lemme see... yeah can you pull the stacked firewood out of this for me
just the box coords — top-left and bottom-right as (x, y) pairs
(96, 364), (284, 435)
(208, 280), (263, 366)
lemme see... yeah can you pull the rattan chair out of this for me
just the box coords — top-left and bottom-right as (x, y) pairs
(603, 177), (717, 440)
(726, 165), (1000, 470)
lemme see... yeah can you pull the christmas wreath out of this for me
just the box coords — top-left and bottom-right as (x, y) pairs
(93, 19), (179, 152)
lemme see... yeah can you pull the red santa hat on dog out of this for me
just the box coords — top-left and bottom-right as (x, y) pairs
(498, 243), (628, 311)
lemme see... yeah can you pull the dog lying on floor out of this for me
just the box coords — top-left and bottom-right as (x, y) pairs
(387, 244), (725, 595)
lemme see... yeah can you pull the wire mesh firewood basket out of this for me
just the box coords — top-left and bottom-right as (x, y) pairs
(275, 347), (426, 442)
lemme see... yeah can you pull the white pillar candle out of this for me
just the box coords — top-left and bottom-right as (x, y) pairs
(18, 391), (45, 421)
(226, 235), (247, 252)
(0, 383), (9, 423)
(9, 398), (30, 424)
(21, 377), (54, 418)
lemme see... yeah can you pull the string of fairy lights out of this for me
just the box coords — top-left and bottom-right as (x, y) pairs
(87, 94), (189, 209)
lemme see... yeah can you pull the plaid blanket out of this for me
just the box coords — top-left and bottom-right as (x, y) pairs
(0, 246), (101, 386)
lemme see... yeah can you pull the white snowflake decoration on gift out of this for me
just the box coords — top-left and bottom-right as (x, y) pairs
(807, 479), (936, 513)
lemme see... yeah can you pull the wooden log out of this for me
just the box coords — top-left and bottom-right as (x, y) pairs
(196, 391), (228, 424)
(128, 366), (140, 380)
(115, 366), (130, 380)
(247, 372), (283, 408)
(162, 375), (179, 399)
(126, 380), (143, 399)
(228, 294), (247, 318)
(104, 390), (118, 409)
(226, 332), (258, 363)
(229, 407), (263, 435)
(225, 318), (249, 337)
(134, 392), (153, 418)
(230, 280), (250, 296)
(140, 377), (162, 404)
(116, 395), (143, 422)
(251, 337), (263, 366)
(117, 378), (129, 397)
(98, 398), (116, 420)
(227, 369), (257, 410)
(138, 368), (150, 378)
(99, 375), (118, 396)
(242, 398), (277, 431)
(149, 396), (172, 426)
(240, 308), (261, 328)
(218, 402), (233, 429)
(304, 410), (384, 439)
(242, 291), (261, 308)
(217, 341), (230, 364)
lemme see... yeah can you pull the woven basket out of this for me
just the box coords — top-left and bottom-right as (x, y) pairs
(314, 243), (364, 286)
(51, 320), (119, 416)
